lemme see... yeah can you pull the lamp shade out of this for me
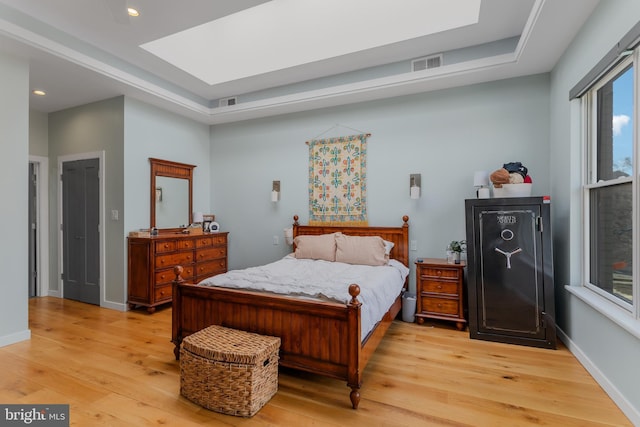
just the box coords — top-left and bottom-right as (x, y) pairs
(193, 212), (204, 223)
(473, 171), (489, 187)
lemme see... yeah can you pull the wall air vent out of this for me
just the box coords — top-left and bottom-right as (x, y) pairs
(411, 54), (443, 72)
(219, 97), (237, 107)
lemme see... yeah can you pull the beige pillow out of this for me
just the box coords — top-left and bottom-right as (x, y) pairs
(294, 233), (339, 261)
(335, 234), (388, 266)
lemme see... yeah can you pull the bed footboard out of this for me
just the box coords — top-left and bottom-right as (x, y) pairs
(172, 267), (365, 408)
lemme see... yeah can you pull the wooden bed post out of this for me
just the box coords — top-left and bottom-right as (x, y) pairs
(172, 265), (185, 360)
(347, 284), (362, 409)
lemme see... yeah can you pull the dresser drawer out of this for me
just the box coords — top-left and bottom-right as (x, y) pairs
(155, 266), (194, 285)
(422, 297), (459, 316)
(155, 240), (176, 253)
(178, 239), (195, 250)
(422, 267), (460, 280)
(156, 251), (194, 269)
(196, 259), (227, 277)
(421, 280), (459, 296)
(195, 234), (227, 248)
(155, 285), (172, 302)
(197, 247), (227, 262)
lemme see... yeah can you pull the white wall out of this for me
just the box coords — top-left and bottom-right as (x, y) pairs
(550, 1), (640, 423)
(0, 52), (30, 346)
(210, 74), (551, 290)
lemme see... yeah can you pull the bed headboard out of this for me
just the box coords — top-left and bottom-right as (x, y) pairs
(291, 215), (410, 267)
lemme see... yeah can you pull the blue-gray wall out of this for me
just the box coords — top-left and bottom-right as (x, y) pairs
(0, 52), (30, 346)
(123, 97), (211, 236)
(48, 97), (125, 306)
(550, 1), (640, 424)
(210, 74), (551, 290)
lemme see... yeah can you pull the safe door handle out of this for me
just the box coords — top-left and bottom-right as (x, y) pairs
(494, 247), (522, 269)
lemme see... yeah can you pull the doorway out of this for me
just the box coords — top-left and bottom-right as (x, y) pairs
(60, 155), (101, 305)
(28, 156), (49, 298)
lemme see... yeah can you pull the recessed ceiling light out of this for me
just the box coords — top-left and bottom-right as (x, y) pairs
(127, 7), (139, 17)
(32, 89), (46, 96)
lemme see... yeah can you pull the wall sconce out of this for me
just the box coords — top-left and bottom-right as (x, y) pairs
(473, 171), (490, 198)
(410, 174), (421, 199)
(271, 180), (280, 202)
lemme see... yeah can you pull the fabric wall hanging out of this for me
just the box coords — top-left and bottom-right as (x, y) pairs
(307, 133), (369, 226)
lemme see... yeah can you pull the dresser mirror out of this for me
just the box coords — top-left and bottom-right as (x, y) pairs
(149, 158), (195, 230)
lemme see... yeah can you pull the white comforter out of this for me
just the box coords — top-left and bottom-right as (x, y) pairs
(198, 255), (410, 339)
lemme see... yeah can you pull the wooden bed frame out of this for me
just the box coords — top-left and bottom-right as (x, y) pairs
(171, 215), (409, 409)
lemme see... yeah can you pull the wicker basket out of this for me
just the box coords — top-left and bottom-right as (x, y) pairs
(180, 325), (280, 417)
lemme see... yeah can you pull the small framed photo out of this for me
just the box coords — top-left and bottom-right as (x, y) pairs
(202, 220), (212, 232)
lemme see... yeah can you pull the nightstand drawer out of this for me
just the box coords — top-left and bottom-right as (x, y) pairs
(422, 267), (460, 280)
(422, 280), (459, 295)
(422, 297), (459, 316)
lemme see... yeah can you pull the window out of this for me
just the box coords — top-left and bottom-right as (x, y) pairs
(582, 57), (635, 310)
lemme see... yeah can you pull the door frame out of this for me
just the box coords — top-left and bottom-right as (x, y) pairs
(57, 151), (105, 307)
(29, 155), (49, 298)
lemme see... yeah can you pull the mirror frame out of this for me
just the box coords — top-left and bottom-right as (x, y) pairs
(149, 158), (196, 231)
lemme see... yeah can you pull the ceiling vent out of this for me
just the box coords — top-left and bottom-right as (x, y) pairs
(219, 97), (237, 107)
(411, 54), (443, 72)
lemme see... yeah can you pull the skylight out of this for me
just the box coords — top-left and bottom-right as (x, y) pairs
(140, 0), (481, 86)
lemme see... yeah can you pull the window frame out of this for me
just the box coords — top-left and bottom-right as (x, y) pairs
(581, 53), (638, 317)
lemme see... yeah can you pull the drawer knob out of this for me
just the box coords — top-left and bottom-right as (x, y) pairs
(436, 270), (442, 276)
(437, 285), (442, 289)
(164, 244), (169, 248)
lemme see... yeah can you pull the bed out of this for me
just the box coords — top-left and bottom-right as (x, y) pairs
(171, 215), (409, 409)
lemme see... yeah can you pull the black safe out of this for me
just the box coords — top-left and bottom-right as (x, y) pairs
(464, 197), (556, 349)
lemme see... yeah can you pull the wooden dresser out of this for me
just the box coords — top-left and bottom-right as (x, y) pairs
(128, 232), (228, 313)
(415, 258), (466, 330)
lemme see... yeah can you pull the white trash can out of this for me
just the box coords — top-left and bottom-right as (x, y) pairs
(402, 292), (416, 323)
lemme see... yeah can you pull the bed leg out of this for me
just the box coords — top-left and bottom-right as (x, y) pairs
(172, 340), (181, 361)
(349, 387), (361, 409)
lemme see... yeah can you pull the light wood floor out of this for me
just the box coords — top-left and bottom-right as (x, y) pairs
(0, 297), (631, 426)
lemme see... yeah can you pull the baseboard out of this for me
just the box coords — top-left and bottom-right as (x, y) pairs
(0, 329), (31, 348)
(101, 300), (127, 312)
(557, 327), (640, 426)
(47, 290), (62, 298)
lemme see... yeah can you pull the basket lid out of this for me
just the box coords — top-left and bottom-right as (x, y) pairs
(183, 325), (280, 364)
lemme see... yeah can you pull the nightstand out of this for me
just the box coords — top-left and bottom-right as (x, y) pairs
(415, 258), (466, 330)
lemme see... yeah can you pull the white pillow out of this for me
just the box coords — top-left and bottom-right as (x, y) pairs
(383, 239), (395, 256)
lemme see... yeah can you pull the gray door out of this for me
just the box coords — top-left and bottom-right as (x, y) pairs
(62, 158), (100, 305)
(28, 162), (37, 297)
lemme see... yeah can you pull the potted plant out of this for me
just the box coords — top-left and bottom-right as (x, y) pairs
(448, 240), (466, 264)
